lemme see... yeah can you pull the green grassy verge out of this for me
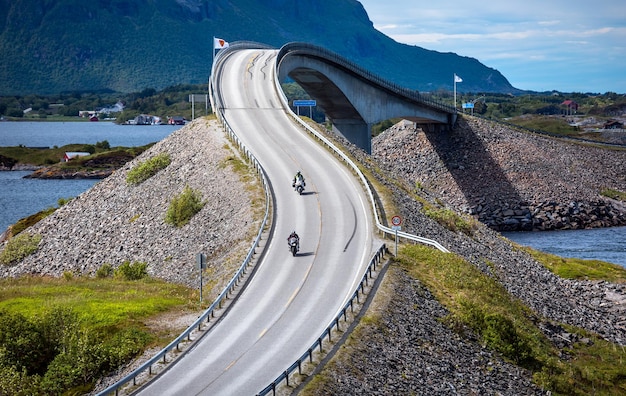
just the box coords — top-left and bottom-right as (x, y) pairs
(600, 188), (626, 202)
(395, 245), (626, 395)
(0, 275), (199, 394)
(520, 246), (626, 282)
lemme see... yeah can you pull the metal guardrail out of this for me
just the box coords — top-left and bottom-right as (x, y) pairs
(255, 43), (451, 395)
(271, 46), (450, 253)
(99, 41), (450, 396)
(96, 47), (273, 396)
(256, 244), (387, 396)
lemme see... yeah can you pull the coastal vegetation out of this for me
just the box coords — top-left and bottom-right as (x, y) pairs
(164, 185), (206, 227)
(0, 274), (198, 395)
(0, 233), (42, 265)
(397, 246), (626, 395)
(0, 141), (150, 169)
(0, 84), (206, 123)
(304, 245), (626, 395)
(126, 153), (171, 185)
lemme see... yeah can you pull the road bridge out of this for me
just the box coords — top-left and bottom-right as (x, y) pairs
(276, 42), (457, 153)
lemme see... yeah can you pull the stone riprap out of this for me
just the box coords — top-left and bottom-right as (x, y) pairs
(374, 117), (626, 231)
(303, 116), (625, 394)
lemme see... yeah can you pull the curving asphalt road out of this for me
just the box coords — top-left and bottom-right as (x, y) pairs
(137, 48), (379, 395)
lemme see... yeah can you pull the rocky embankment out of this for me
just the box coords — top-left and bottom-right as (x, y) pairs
(1, 116), (625, 395)
(0, 118), (258, 293)
(303, 116), (625, 394)
(375, 117), (626, 231)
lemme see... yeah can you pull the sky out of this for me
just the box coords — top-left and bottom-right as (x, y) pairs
(357, 0), (626, 93)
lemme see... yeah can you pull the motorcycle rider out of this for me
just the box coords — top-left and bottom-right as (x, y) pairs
(287, 230), (300, 251)
(292, 170), (305, 188)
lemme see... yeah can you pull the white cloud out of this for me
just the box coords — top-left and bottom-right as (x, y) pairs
(359, 0), (626, 92)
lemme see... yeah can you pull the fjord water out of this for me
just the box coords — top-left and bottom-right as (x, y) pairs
(0, 120), (179, 147)
(502, 227), (626, 269)
(0, 121), (182, 232)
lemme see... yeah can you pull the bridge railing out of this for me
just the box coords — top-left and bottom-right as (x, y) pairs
(276, 42), (457, 115)
(256, 244), (387, 396)
(96, 45), (273, 396)
(272, 47), (450, 253)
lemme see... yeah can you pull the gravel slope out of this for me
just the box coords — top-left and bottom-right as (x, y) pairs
(0, 118), (259, 298)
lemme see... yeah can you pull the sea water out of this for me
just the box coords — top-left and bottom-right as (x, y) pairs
(0, 121), (182, 232)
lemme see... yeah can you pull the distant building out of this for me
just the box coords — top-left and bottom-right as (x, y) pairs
(561, 100), (578, 115)
(168, 116), (186, 125)
(132, 114), (161, 125)
(63, 152), (90, 162)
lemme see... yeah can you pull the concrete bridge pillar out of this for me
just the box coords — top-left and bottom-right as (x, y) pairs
(331, 119), (372, 154)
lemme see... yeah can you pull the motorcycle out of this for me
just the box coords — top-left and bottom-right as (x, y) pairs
(288, 235), (299, 256)
(293, 176), (305, 195)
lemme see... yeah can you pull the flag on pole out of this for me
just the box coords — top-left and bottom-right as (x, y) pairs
(454, 74), (463, 83)
(214, 37), (229, 50)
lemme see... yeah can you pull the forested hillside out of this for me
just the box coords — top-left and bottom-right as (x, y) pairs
(0, 0), (515, 94)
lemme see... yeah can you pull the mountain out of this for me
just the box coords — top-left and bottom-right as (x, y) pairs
(0, 0), (517, 95)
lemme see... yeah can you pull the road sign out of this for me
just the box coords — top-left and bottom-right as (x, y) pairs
(391, 215), (402, 226)
(196, 253), (206, 269)
(293, 100), (316, 107)
(391, 225), (401, 231)
(462, 102), (474, 109)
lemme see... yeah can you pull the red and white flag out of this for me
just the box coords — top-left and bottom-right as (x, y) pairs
(214, 37), (229, 49)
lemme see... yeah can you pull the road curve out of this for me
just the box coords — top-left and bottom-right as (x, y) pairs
(137, 49), (379, 395)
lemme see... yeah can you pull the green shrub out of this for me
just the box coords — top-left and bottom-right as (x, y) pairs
(95, 140), (110, 150)
(96, 263), (114, 278)
(0, 310), (54, 376)
(126, 152), (171, 185)
(164, 185), (206, 227)
(114, 261), (148, 281)
(0, 233), (42, 265)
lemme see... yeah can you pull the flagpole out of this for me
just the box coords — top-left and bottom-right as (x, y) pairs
(212, 36), (216, 66)
(454, 74), (457, 110)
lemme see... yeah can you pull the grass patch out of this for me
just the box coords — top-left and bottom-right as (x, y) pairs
(0, 233), (42, 265)
(164, 184), (206, 227)
(507, 115), (580, 136)
(520, 246), (626, 283)
(126, 152), (171, 185)
(395, 244), (626, 395)
(600, 188), (626, 202)
(0, 275), (198, 394)
(423, 207), (478, 236)
(0, 276), (194, 328)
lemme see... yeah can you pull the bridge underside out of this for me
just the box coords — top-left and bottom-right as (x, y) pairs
(277, 55), (456, 154)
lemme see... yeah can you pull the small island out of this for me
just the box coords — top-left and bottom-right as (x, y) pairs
(0, 140), (151, 179)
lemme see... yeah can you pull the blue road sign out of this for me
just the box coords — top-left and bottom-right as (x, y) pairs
(293, 100), (316, 106)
